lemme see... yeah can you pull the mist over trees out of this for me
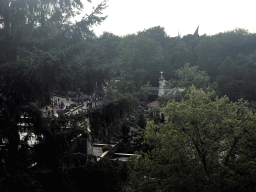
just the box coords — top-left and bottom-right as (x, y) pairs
(2, 1), (256, 101)
(1, 0), (256, 190)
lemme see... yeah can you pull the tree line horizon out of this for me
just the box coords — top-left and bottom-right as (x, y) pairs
(1, 0), (256, 191)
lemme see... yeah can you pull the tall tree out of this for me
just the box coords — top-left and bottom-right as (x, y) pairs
(217, 53), (256, 101)
(0, 0), (109, 177)
(0, 69), (49, 175)
(0, 0), (107, 37)
(114, 34), (164, 87)
(137, 26), (168, 47)
(128, 86), (256, 191)
(217, 28), (251, 58)
(173, 63), (211, 89)
(168, 40), (195, 77)
(195, 36), (223, 79)
(0, 0), (108, 64)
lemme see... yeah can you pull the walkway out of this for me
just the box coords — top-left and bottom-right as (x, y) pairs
(41, 95), (101, 117)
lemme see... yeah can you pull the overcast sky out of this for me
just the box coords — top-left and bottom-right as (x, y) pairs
(84, 0), (256, 37)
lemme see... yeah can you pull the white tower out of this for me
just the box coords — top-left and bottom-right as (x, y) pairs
(158, 71), (165, 97)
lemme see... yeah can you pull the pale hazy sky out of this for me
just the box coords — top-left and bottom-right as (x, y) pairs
(84, 0), (256, 37)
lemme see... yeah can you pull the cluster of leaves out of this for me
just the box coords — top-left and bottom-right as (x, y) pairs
(0, 0), (109, 95)
(173, 63), (210, 89)
(0, 1), (134, 191)
(109, 27), (256, 103)
(88, 96), (138, 143)
(53, 159), (129, 192)
(2, 1), (256, 191)
(128, 86), (256, 191)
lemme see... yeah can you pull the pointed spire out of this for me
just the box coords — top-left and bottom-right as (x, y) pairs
(178, 30), (181, 38)
(194, 25), (199, 36)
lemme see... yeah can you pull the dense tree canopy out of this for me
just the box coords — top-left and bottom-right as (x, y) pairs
(128, 86), (256, 191)
(1, 0), (256, 189)
(0, 1), (112, 190)
(113, 34), (164, 87)
(217, 52), (256, 101)
(173, 63), (211, 89)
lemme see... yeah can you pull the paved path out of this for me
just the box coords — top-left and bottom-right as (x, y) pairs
(41, 96), (76, 117)
(41, 96), (102, 117)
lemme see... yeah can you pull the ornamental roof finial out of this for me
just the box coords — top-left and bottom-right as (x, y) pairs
(160, 71), (164, 80)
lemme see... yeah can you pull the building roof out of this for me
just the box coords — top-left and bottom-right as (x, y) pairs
(165, 87), (185, 97)
(164, 88), (176, 97)
(145, 87), (183, 97)
(146, 100), (160, 108)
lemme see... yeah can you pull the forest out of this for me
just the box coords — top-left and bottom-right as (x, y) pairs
(1, 0), (256, 191)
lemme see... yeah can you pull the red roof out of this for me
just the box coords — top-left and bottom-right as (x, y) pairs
(147, 100), (160, 108)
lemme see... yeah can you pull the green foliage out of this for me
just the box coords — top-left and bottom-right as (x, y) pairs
(132, 113), (148, 151)
(217, 53), (256, 101)
(0, 156), (129, 192)
(160, 113), (165, 123)
(0, 172), (43, 192)
(137, 26), (167, 47)
(2, 2), (256, 190)
(152, 111), (160, 124)
(34, 115), (88, 169)
(0, 0), (109, 94)
(137, 113), (146, 129)
(121, 122), (130, 143)
(128, 86), (256, 191)
(217, 28), (254, 58)
(88, 97), (135, 143)
(0, 0), (110, 186)
(0, 0), (107, 38)
(0, 69), (49, 175)
(169, 40), (195, 71)
(195, 35), (224, 78)
(114, 34), (164, 86)
(0, 68), (50, 106)
(174, 63), (211, 89)
(96, 32), (121, 64)
(62, 160), (128, 192)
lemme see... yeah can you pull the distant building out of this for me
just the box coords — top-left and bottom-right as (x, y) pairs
(146, 71), (185, 110)
(103, 72), (185, 105)
(158, 71), (166, 97)
(146, 72), (185, 98)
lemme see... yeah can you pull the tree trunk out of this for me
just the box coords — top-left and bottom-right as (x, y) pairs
(7, 124), (20, 175)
